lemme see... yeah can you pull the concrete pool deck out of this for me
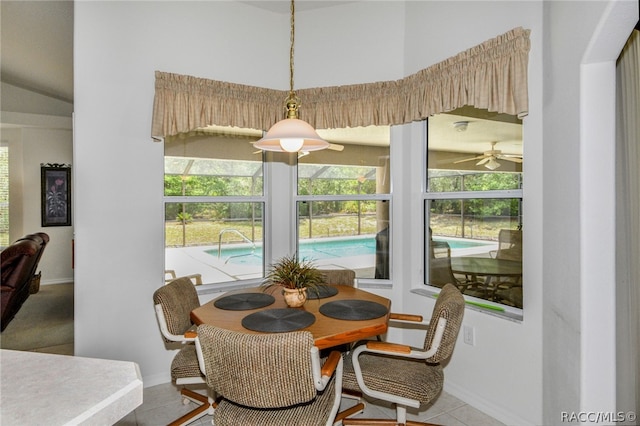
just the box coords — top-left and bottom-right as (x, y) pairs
(165, 237), (499, 285)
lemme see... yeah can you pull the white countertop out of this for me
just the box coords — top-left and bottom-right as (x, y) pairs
(1, 350), (143, 425)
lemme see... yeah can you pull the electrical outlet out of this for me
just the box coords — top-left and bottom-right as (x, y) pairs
(463, 325), (475, 346)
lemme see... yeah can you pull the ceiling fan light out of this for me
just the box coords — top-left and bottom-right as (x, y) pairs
(485, 157), (501, 170)
(254, 118), (330, 152)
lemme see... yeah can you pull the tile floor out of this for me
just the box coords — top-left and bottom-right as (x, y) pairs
(116, 382), (505, 426)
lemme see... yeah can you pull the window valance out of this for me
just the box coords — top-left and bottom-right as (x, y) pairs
(152, 27), (530, 140)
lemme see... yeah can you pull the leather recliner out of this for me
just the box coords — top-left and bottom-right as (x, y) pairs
(1, 233), (49, 331)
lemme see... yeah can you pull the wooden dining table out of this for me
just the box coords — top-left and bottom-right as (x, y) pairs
(191, 285), (391, 350)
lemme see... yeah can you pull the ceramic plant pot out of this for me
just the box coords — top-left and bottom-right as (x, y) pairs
(282, 287), (307, 307)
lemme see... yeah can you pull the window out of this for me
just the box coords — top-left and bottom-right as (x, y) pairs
(425, 107), (523, 311)
(297, 126), (391, 280)
(163, 127), (265, 285)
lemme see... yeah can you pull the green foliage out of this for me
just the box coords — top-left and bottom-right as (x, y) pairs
(176, 212), (193, 223)
(262, 254), (325, 290)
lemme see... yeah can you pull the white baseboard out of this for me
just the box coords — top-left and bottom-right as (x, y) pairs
(444, 381), (537, 426)
(143, 372), (172, 388)
(41, 278), (74, 285)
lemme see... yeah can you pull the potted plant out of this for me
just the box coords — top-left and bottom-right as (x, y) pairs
(262, 254), (325, 307)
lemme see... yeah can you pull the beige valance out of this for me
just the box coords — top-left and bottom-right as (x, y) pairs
(152, 27), (530, 140)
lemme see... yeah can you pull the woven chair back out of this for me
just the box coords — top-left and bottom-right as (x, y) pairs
(153, 277), (200, 343)
(320, 269), (356, 286)
(197, 324), (317, 408)
(424, 283), (465, 363)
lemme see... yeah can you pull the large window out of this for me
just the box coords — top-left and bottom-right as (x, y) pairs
(163, 127), (265, 285)
(163, 125), (393, 287)
(425, 107), (523, 311)
(297, 126), (391, 280)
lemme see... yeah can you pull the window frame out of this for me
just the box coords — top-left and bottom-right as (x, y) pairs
(162, 135), (269, 293)
(294, 136), (393, 287)
(422, 116), (524, 319)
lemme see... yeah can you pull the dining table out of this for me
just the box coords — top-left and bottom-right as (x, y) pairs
(191, 285), (392, 350)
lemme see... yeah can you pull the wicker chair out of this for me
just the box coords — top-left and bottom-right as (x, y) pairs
(153, 277), (215, 426)
(195, 324), (343, 426)
(320, 269), (357, 287)
(341, 283), (465, 426)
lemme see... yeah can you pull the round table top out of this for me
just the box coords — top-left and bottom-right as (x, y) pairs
(191, 285), (391, 350)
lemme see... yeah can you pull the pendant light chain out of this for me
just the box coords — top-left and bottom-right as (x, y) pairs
(285, 0), (300, 119)
(289, 0), (295, 96)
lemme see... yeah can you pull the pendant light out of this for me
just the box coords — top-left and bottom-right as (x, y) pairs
(253, 0), (329, 153)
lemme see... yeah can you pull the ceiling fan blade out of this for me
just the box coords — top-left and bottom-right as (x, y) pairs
(328, 143), (344, 152)
(453, 155), (486, 164)
(498, 156), (523, 163)
(476, 157), (491, 166)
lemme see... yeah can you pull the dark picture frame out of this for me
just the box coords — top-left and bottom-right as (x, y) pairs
(41, 163), (72, 227)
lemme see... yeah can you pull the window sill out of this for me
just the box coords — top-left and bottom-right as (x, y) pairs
(411, 288), (523, 322)
(195, 280), (263, 296)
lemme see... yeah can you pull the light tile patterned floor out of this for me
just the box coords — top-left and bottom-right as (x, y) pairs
(116, 382), (505, 426)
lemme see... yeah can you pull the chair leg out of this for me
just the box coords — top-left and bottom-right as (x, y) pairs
(168, 388), (216, 426)
(335, 389), (366, 425)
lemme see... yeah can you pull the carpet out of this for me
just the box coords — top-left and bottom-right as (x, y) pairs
(0, 283), (74, 355)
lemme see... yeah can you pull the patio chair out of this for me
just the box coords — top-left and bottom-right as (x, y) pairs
(491, 229), (522, 261)
(429, 240), (467, 291)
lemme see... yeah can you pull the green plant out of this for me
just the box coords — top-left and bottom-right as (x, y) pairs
(176, 212), (193, 223)
(262, 254), (325, 292)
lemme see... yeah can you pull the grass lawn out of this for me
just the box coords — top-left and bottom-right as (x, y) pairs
(166, 214), (516, 247)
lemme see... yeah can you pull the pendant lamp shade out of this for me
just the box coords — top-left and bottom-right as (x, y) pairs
(254, 118), (329, 152)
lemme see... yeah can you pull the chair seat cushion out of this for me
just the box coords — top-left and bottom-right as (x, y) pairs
(342, 351), (444, 404)
(170, 344), (202, 381)
(213, 375), (337, 426)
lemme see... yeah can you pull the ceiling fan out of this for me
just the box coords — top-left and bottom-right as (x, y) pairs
(453, 141), (522, 170)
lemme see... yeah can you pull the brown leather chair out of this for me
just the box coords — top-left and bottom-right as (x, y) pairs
(1, 233), (49, 331)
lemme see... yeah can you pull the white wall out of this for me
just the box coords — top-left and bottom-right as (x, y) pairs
(73, 1), (635, 425)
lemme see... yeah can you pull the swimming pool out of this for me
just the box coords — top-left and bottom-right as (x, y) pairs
(205, 236), (492, 265)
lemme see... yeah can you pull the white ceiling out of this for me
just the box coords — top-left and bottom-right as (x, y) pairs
(1, 0), (74, 103)
(0, 0), (522, 156)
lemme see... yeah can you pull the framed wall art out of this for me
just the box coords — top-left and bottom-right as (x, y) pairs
(41, 163), (72, 227)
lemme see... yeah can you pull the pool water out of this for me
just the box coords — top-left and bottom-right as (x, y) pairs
(206, 236), (491, 265)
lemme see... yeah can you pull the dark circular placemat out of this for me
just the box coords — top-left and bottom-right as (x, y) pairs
(319, 300), (388, 321)
(214, 293), (275, 310)
(306, 285), (339, 300)
(241, 309), (316, 333)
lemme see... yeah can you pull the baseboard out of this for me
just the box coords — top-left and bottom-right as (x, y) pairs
(444, 381), (537, 426)
(41, 278), (74, 285)
(143, 371), (172, 388)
